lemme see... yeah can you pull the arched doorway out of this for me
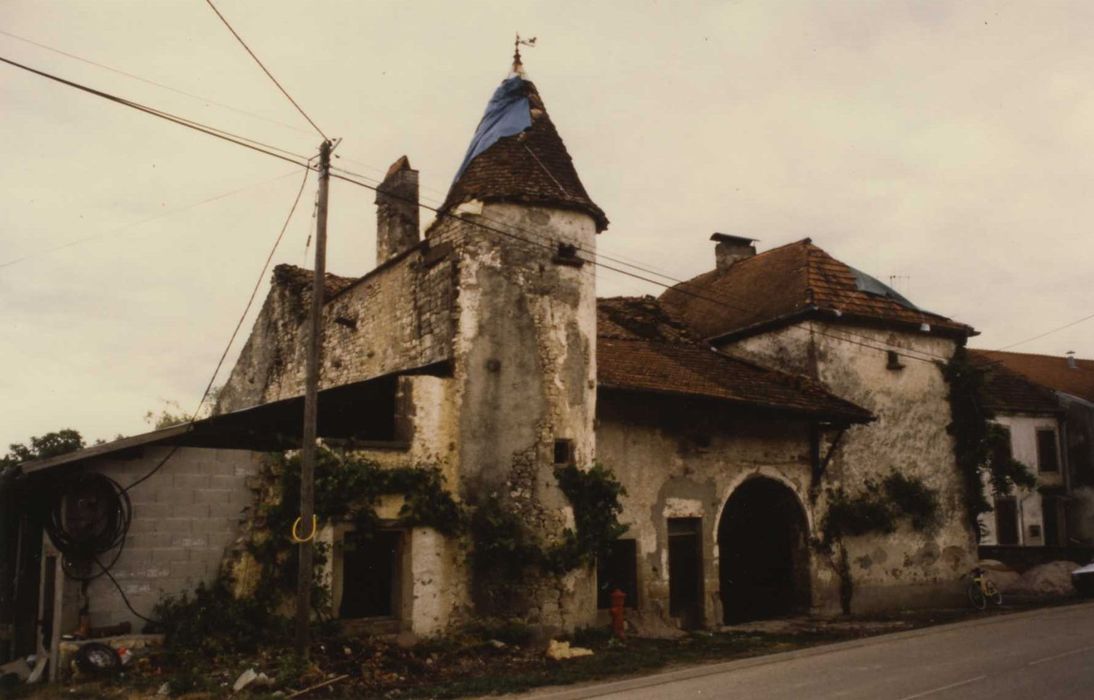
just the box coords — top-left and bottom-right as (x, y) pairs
(718, 477), (811, 623)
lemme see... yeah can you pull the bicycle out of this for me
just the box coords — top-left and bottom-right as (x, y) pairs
(966, 566), (1003, 609)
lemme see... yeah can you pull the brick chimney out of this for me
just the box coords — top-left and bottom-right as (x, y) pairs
(375, 156), (420, 263)
(710, 233), (757, 271)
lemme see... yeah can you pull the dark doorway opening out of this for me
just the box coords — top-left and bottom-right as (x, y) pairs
(995, 497), (1019, 545)
(1043, 496), (1064, 546)
(597, 539), (638, 610)
(719, 478), (810, 623)
(667, 518), (703, 628)
(339, 530), (401, 619)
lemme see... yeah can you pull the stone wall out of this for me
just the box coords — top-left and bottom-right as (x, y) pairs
(62, 447), (260, 632)
(596, 393), (820, 628)
(431, 202), (600, 629)
(217, 250), (456, 414)
(724, 321), (976, 613)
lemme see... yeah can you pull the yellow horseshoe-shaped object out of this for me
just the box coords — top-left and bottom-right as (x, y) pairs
(290, 514), (318, 543)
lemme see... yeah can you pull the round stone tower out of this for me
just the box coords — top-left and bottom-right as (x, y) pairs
(428, 67), (608, 629)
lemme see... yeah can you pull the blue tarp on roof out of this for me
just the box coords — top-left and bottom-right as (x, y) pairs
(850, 266), (919, 310)
(453, 76), (531, 183)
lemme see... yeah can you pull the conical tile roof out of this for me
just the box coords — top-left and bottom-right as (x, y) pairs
(440, 77), (608, 231)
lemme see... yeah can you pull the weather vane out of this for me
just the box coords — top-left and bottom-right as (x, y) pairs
(513, 33), (537, 72)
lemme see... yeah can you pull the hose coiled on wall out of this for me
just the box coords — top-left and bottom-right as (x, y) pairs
(43, 472), (132, 582)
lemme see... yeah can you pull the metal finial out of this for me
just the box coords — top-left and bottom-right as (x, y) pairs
(513, 33), (536, 73)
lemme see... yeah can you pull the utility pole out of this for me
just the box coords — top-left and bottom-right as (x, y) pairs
(295, 139), (331, 657)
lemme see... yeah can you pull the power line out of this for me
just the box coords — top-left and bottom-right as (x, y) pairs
(126, 166), (311, 492)
(0, 28), (315, 138)
(0, 53), (948, 366)
(996, 311), (1094, 352)
(202, 0), (328, 141)
(0, 55), (312, 167)
(0, 170), (301, 269)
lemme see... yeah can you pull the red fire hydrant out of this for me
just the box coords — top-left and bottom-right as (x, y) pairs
(610, 588), (626, 640)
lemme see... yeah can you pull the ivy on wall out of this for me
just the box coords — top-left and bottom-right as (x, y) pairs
(247, 448), (466, 607)
(471, 463), (627, 577)
(942, 347), (1037, 537)
(817, 471), (940, 614)
(821, 472), (940, 543)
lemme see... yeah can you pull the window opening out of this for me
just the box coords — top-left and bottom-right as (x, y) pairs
(339, 530), (402, 619)
(886, 350), (905, 371)
(1036, 429), (1059, 473)
(553, 439), (575, 465)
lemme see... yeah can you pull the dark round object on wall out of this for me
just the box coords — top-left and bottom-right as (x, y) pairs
(73, 642), (121, 675)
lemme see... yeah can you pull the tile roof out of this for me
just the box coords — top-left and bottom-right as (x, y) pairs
(972, 349), (1094, 404)
(659, 239), (973, 341)
(439, 79), (608, 231)
(968, 350), (1062, 414)
(597, 297), (873, 423)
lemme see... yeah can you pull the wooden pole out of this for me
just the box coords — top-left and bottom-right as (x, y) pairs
(295, 139), (331, 657)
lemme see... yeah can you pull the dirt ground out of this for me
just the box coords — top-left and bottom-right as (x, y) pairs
(6, 598), (1082, 700)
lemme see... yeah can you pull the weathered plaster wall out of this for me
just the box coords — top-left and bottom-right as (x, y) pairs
(59, 447), (260, 632)
(724, 321), (975, 612)
(432, 202), (599, 629)
(978, 414), (1062, 546)
(596, 393), (824, 628)
(217, 250), (455, 413)
(334, 375), (471, 635)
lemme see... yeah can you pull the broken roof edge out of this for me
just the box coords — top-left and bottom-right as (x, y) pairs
(20, 361), (452, 475)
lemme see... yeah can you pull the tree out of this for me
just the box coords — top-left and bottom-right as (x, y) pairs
(144, 387), (220, 430)
(0, 429), (85, 468)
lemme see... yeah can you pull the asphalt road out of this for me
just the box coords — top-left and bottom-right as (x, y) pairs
(522, 602), (1094, 700)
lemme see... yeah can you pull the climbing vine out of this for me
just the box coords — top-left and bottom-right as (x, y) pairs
(470, 463), (627, 578)
(821, 472), (940, 543)
(817, 472), (939, 614)
(942, 347), (1037, 537)
(245, 447), (466, 608)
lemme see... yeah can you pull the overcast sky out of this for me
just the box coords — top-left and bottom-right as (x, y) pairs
(2, 0), (1092, 448)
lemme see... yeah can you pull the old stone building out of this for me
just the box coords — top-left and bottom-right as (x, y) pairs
(660, 237), (980, 612)
(5, 60), (991, 663)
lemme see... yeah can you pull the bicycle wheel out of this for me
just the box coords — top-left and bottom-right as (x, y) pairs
(985, 580), (1003, 606)
(967, 581), (986, 609)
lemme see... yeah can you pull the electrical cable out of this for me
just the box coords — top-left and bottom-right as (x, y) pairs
(0, 169), (301, 269)
(0, 28), (316, 137)
(37, 165), (311, 628)
(0, 53), (948, 365)
(202, 0), (328, 140)
(994, 311), (1094, 352)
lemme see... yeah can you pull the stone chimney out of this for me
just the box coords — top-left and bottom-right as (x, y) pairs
(375, 156), (420, 264)
(710, 233), (757, 271)
(1068, 351), (1077, 369)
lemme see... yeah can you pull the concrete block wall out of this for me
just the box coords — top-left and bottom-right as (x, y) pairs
(69, 446), (261, 631)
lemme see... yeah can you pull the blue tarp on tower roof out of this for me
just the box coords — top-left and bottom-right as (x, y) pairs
(452, 76), (531, 183)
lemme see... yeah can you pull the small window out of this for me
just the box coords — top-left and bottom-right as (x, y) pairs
(553, 439), (575, 465)
(597, 539), (638, 609)
(886, 350), (905, 371)
(992, 426), (1014, 465)
(1037, 429), (1059, 473)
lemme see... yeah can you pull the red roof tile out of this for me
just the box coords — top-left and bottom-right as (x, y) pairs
(597, 297), (872, 422)
(659, 239), (973, 340)
(439, 80), (608, 231)
(973, 349), (1094, 404)
(968, 350), (1062, 414)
